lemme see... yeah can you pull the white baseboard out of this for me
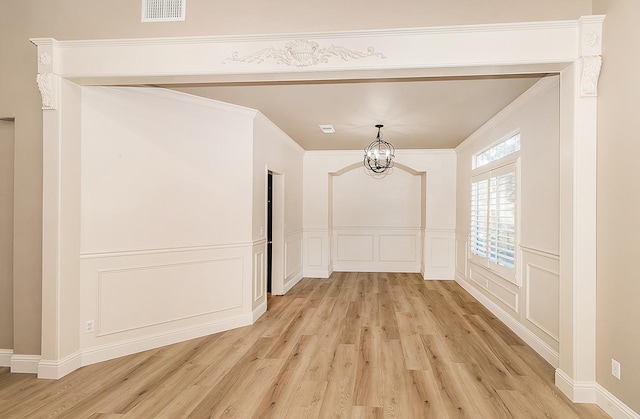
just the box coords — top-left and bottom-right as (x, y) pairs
(283, 270), (304, 294)
(303, 267), (332, 278)
(253, 301), (267, 322)
(555, 368), (597, 403)
(423, 270), (455, 280)
(38, 351), (82, 380)
(10, 354), (41, 374)
(332, 264), (421, 273)
(0, 349), (13, 367)
(596, 383), (640, 419)
(423, 274), (455, 280)
(555, 369), (639, 419)
(455, 273), (559, 367)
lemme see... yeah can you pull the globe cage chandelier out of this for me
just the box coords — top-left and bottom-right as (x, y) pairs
(364, 124), (395, 173)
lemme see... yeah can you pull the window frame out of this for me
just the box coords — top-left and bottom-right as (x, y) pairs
(469, 134), (521, 285)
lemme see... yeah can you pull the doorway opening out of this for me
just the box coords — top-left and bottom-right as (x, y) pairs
(267, 170), (285, 295)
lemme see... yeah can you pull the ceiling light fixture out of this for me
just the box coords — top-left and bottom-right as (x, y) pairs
(364, 124), (395, 173)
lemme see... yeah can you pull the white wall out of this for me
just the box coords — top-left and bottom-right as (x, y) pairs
(252, 113), (304, 301)
(78, 87), (259, 365)
(455, 76), (561, 365)
(303, 150), (456, 278)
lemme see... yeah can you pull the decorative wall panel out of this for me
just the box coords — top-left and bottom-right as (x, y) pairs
(522, 247), (560, 348)
(253, 248), (265, 305)
(336, 234), (374, 262)
(332, 228), (422, 272)
(379, 235), (416, 262)
(98, 257), (243, 336)
(307, 237), (323, 267)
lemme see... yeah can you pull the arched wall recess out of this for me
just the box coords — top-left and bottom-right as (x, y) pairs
(329, 162), (426, 273)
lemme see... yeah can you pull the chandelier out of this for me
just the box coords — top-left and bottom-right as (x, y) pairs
(364, 124), (395, 173)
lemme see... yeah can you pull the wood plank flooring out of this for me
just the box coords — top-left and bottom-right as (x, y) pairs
(0, 273), (609, 418)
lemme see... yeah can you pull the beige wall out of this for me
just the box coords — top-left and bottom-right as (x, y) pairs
(593, 0), (640, 413)
(0, 120), (15, 349)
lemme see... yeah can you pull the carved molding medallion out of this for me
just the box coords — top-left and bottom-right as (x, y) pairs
(39, 52), (52, 66)
(224, 39), (386, 67)
(36, 73), (58, 110)
(581, 55), (602, 97)
(583, 31), (600, 48)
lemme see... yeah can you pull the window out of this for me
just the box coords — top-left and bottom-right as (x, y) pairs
(470, 134), (519, 281)
(474, 133), (520, 169)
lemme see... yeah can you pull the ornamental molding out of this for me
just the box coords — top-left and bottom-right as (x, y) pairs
(581, 55), (602, 97)
(223, 39), (386, 67)
(39, 52), (52, 66)
(583, 31), (600, 48)
(36, 73), (58, 110)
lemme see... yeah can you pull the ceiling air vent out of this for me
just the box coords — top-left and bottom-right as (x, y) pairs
(142, 0), (186, 22)
(319, 125), (335, 134)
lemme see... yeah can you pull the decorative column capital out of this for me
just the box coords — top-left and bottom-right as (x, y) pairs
(577, 15), (605, 98)
(31, 38), (61, 110)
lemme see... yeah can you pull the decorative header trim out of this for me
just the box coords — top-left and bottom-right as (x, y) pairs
(32, 20), (583, 49)
(36, 73), (58, 110)
(581, 55), (602, 97)
(224, 39), (385, 67)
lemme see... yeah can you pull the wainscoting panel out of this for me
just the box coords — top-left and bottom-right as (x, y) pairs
(303, 230), (331, 278)
(80, 244), (254, 363)
(455, 233), (468, 277)
(336, 234), (374, 262)
(469, 263), (519, 316)
(332, 227), (422, 273)
(379, 234), (417, 262)
(307, 237), (323, 267)
(424, 229), (455, 279)
(456, 241), (561, 365)
(98, 258), (243, 336)
(285, 233), (303, 278)
(522, 246), (560, 350)
(253, 245), (265, 306)
(284, 232), (303, 292)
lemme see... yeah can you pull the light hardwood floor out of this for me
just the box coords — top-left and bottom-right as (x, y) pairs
(0, 273), (608, 418)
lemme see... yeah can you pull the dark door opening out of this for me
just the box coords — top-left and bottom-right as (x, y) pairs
(267, 172), (273, 294)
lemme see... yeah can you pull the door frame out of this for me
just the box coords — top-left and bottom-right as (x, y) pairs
(267, 169), (285, 295)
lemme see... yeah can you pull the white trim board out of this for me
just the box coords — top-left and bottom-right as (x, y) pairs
(0, 349), (13, 367)
(10, 354), (41, 374)
(555, 369), (640, 419)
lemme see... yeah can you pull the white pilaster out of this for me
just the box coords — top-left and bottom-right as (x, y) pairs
(555, 15), (604, 402)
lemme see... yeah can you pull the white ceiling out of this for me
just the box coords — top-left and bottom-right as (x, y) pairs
(169, 74), (544, 150)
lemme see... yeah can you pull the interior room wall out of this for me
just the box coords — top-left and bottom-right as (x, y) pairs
(455, 76), (561, 365)
(0, 120), (15, 352)
(78, 87), (257, 365)
(592, 0), (640, 413)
